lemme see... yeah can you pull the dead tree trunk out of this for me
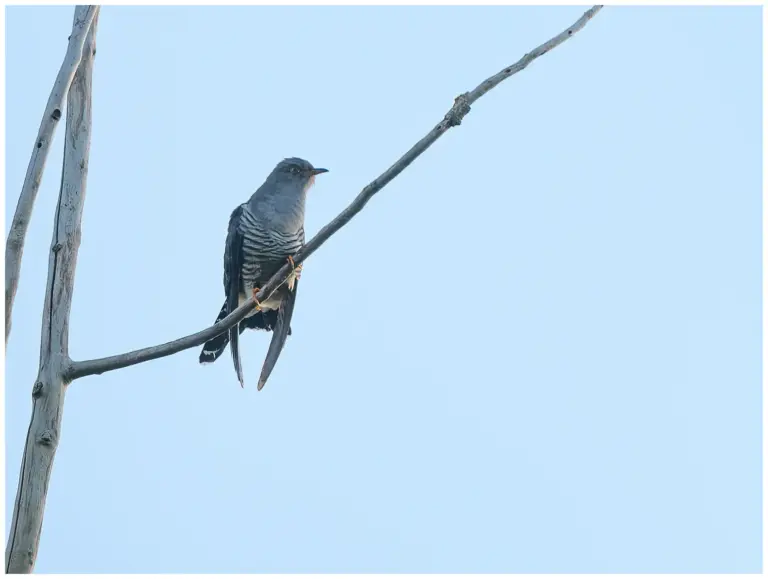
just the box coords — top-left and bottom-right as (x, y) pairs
(5, 7), (99, 573)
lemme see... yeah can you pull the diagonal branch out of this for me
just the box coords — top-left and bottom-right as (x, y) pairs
(5, 5), (99, 346)
(67, 293), (276, 380)
(67, 5), (603, 382)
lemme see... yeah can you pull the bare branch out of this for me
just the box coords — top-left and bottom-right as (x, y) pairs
(67, 5), (603, 381)
(67, 293), (275, 380)
(5, 8), (99, 573)
(5, 5), (99, 346)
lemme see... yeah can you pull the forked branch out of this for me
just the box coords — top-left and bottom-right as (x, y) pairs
(5, 5), (99, 345)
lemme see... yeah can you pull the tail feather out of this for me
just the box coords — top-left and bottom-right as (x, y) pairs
(199, 302), (230, 364)
(257, 280), (299, 391)
(230, 323), (244, 388)
(198, 301), (290, 366)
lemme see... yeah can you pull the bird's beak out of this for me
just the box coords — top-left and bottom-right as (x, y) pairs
(311, 168), (329, 176)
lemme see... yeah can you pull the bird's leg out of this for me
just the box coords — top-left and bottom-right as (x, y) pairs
(251, 287), (263, 311)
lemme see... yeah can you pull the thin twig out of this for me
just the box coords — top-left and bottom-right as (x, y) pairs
(5, 5), (99, 346)
(68, 5), (603, 381)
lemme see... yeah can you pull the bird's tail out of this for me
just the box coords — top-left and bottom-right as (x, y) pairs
(198, 302), (289, 365)
(230, 321), (244, 388)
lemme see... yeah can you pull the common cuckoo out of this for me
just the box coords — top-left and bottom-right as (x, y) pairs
(199, 157), (328, 389)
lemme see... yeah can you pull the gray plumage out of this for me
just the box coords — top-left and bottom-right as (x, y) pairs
(199, 157), (328, 389)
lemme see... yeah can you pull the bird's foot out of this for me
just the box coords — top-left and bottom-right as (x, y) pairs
(288, 255), (304, 279)
(251, 287), (263, 311)
(287, 255), (303, 279)
(287, 256), (302, 291)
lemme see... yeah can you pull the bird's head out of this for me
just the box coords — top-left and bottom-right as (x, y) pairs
(272, 157), (328, 193)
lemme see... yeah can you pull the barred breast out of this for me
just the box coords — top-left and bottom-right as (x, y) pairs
(238, 204), (304, 311)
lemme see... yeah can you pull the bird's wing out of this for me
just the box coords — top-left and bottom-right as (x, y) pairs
(225, 205), (246, 388)
(257, 278), (299, 391)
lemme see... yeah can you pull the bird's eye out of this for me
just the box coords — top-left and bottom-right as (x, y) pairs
(290, 167), (299, 175)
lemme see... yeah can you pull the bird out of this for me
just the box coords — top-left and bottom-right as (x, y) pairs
(199, 157), (328, 390)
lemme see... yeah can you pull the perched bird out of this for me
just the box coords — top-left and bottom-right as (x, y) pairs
(199, 157), (328, 389)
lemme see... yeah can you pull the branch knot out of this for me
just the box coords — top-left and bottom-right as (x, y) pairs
(444, 93), (471, 127)
(37, 430), (56, 446)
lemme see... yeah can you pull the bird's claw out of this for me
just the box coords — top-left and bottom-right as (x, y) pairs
(251, 287), (263, 311)
(287, 256), (303, 288)
(287, 255), (303, 278)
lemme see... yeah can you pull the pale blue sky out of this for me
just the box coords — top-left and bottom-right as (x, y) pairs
(5, 5), (762, 573)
